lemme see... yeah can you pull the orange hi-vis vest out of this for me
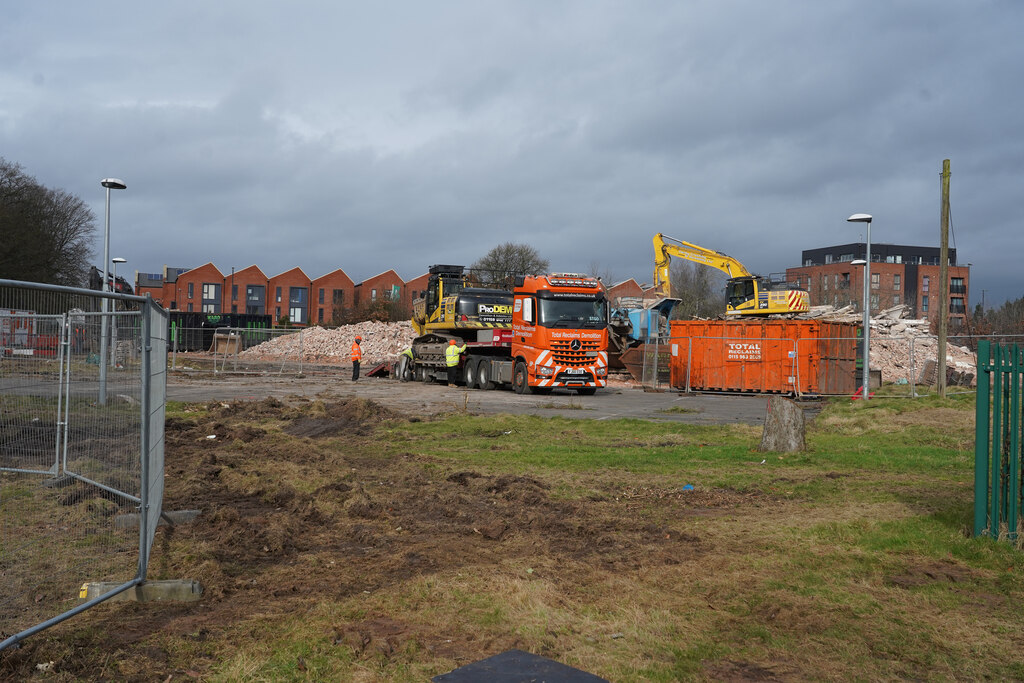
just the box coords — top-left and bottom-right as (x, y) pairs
(351, 341), (362, 362)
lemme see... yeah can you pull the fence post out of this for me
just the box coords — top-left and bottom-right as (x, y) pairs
(991, 344), (1004, 539)
(1008, 344), (1021, 540)
(974, 340), (991, 537)
(685, 338), (692, 394)
(138, 298), (152, 579)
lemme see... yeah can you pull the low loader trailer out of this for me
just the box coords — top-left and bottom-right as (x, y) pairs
(405, 265), (609, 394)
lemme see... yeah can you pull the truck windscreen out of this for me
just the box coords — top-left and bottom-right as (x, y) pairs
(538, 298), (606, 329)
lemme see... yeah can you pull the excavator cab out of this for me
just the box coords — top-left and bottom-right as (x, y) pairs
(726, 277), (758, 311)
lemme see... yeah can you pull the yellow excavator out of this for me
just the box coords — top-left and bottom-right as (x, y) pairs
(653, 233), (809, 316)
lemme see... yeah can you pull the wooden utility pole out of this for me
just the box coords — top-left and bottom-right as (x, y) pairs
(937, 159), (951, 398)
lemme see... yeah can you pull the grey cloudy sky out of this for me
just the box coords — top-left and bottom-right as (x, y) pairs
(2, 1), (1021, 306)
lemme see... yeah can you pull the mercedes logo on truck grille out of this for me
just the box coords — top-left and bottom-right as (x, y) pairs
(570, 339), (581, 351)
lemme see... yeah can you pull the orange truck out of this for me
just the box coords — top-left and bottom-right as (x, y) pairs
(408, 265), (609, 394)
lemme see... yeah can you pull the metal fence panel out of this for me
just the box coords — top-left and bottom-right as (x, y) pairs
(974, 341), (1024, 541)
(169, 326), (339, 376)
(0, 280), (166, 650)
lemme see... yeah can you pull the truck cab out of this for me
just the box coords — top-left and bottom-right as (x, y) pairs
(510, 273), (609, 394)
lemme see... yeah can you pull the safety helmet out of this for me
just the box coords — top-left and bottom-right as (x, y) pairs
(355, 336), (362, 341)
(449, 339), (457, 345)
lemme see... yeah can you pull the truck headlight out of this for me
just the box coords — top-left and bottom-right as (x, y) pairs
(595, 367), (607, 377)
(536, 366), (554, 376)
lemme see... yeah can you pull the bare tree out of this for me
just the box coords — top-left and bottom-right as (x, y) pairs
(669, 260), (726, 319)
(470, 243), (550, 288)
(586, 259), (616, 285)
(0, 158), (96, 286)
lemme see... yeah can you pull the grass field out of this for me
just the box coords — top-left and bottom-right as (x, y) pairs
(4, 391), (1022, 681)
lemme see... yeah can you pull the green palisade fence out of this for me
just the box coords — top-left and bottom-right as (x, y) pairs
(974, 341), (1024, 539)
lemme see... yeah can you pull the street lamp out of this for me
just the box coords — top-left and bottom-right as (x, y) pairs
(99, 178), (126, 405)
(111, 257), (127, 367)
(848, 213), (873, 400)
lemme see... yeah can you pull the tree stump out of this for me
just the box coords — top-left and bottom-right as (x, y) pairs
(759, 396), (806, 453)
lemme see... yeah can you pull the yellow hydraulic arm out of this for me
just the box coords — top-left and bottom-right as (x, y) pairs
(652, 233), (752, 296)
(652, 233), (809, 316)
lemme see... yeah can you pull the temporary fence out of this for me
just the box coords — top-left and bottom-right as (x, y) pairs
(169, 326), (312, 375)
(639, 328), (1024, 398)
(973, 341), (1024, 541)
(0, 279), (166, 651)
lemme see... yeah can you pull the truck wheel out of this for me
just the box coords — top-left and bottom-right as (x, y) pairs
(477, 360), (494, 390)
(513, 361), (534, 395)
(464, 359), (478, 390)
(419, 366), (433, 384)
(575, 387), (597, 396)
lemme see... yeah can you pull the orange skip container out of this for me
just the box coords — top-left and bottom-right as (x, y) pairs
(667, 320), (860, 395)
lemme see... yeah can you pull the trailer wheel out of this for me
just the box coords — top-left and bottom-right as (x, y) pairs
(477, 360), (494, 390)
(397, 356), (412, 382)
(419, 366), (433, 383)
(463, 359), (478, 390)
(513, 361), (534, 395)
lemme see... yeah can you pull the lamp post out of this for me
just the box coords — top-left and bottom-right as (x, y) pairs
(110, 257), (127, 367)
(99, 178), (126, 405)
(848, 213), (873, 400)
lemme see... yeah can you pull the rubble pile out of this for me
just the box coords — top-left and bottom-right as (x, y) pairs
(241, 321), (416, 365)
(810, 304), (978, 385)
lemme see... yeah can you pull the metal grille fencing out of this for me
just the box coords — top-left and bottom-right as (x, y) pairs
(0, 280), (166, 650)
(974, 341), (1024, 541)
(643, 332), (1024, 398)
(169, 326), (314, 375)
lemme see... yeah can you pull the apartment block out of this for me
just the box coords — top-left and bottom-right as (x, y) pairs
(786, 243), (970, 328)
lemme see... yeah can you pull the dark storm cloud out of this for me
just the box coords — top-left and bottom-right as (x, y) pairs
(0, 1), (1021, 304)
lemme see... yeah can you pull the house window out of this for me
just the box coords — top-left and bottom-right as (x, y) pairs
(318, 308), (324, 322)
(893, 274), (901, 291)
(870, 294), (879, 310)
(893, 295), (900, 306)
(823, 275), (828, 291)
(187, 283), (194, 299)
(371, 288), (377, 301)
(383, 287), (392, 301)
(951, 277), (965, 294)
(276, 286), (282, 303)
(922, 296), (929, 312)
(922, 276), (930, 292)
(825, 254), (833, 264)
(187, 303), (193, 312)
(289, 287), (308, 325)
(804, 258), (813, 267)
(232, 284), (238, 301)
(839, 253), (854, 262)
(246, 285), (266, 315)
(319, 288), (325, 304)
(871, 273), (880, 289)
(950, 298), (965, 314)
(201, 283), (221, 313)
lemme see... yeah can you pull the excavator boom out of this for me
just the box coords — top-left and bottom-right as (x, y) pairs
(651, 233), (808, 316)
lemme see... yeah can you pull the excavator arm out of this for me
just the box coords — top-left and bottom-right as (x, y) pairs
(652, 233), (753, 296)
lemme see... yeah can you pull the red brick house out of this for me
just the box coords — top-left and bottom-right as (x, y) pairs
(311, 269), (356, 325)
(171, 263), (225, 314)
(267, 267), (313, 325)
(606, 278), (645, 304)
(353, 269), (404, 314)
(222, 265), (269, 315)
(401, 272), (430, 316)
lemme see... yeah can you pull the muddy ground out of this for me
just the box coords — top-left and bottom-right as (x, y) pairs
(2, 396), (773, 681)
